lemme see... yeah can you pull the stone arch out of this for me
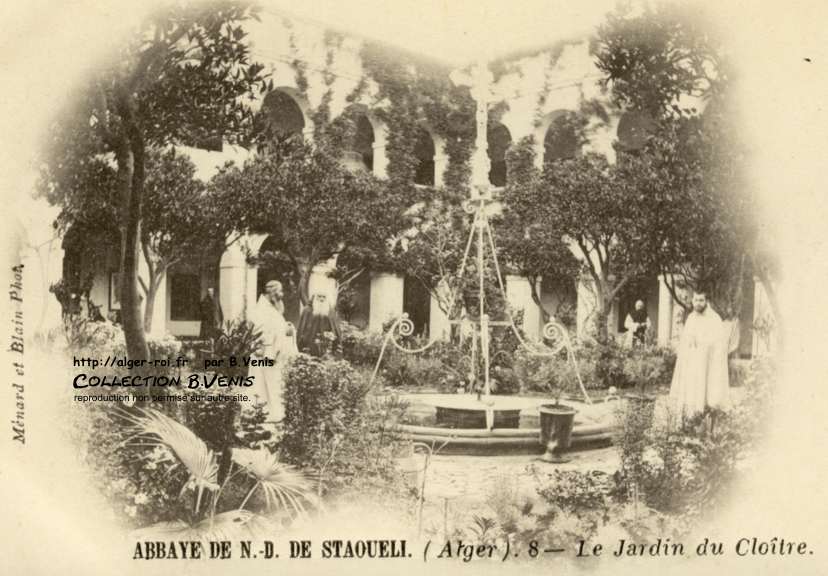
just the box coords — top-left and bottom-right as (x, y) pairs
(534, 109), (584, 167)
(413, 127), (436, 186)
(260, 86), (315, 141)
(252, 235), (301, 324)
(487, 122), (512, 187)
(339, 103), (388, 177)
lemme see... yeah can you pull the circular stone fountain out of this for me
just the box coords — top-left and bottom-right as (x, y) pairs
(399, 393), (620, 455)
(371, 58), (620, 457)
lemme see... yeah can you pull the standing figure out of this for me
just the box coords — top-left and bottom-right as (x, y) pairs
(296, 293), (341, 356)
(248, 280), (296, 421)
(199, 287), (223, 340)
(624, 299), (651, 347)
(669, 291), (730, 419)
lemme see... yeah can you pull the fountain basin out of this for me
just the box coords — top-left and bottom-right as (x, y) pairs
(399, 393), (620, 455)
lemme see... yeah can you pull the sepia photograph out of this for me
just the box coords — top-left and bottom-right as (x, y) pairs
(1, 0), (826, 574)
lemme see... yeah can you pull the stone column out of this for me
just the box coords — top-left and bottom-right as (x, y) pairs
(429, 281), (452, 340)
(505, 274), (541, 340)
(752, 278), (775, 357)
(434, 147), (449, 188)
(657, 274), (675, 347)
(372, 124), (389, 179)
(219, 241), (252, 323)
(576, 276), (597, 339)
(368, 272), (404, 332)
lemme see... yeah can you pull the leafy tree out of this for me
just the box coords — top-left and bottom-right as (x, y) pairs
(39, 1), (269, 359)
(594, 2), (767, 322)
(141, 148), (243, 332)
(216, 139), (405, 306)
(537, 153), (659, 342)
(384, 193), (470, 317)
(594, 1), (728, 118)
(42, 147), (244, 333)
(500, 137), (581, 323)
(615, 111), (754, 320)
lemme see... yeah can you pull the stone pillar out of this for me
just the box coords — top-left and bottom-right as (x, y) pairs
(434, 148), (449, 188)
(372, 124), (389, 178)
(576, 276), (597, 339)
(752, 278), (775, 357)
(219, 241), (251, 323)
(429, 281), (452, 340)
(369, 272), (404, 332)
(505, 274), (541, 340)
(657, 275), (674, 347)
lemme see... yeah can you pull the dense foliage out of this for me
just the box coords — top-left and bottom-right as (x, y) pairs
(39, 1), (270, 359)
(281, 355), (408, 495)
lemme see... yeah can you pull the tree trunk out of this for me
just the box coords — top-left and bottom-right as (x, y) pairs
(117, 93), (150, 361)
(142, 272), (164, 334)
(593, 283), (610, 344)
(594, 307), (610, 344)
(296, 260), (312, 307)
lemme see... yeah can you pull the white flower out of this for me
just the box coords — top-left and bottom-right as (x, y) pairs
(134, 493), (149, 505)
(125, 505), (137, 518)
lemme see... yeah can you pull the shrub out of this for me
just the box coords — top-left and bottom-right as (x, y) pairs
(584, 339), (628, 389)
(340, 322), (385, 367)
(614, 357), (774, 515)
(73, 403), (191, 528)
(60, 317), (125, 357)
(340, 323), (525, 394)
(536, 469), (613, 515)
(380, 352), (455, 391)
(281, 355), (408, 495)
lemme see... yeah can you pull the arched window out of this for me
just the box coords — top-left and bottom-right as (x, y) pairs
(254, 235), (301, 325)
(488, 123), (512, 187)
(354, 115), (375, 171)
(413, 129), (436, 186)
(341, 113), (376, 172)
(544, 112), (582, 163)
(261, 90), (306, 141)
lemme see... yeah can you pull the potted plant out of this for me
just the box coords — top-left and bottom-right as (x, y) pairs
(537, 352), (579, 463)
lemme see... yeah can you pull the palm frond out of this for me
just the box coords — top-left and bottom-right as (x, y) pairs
(232, 448), (315, 515)
(115, 407), (219, 510)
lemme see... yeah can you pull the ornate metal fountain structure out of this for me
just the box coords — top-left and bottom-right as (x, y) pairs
(370, 60), (592, 437)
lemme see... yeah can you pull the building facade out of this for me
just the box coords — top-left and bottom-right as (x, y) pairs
(34, 9), (772, 356)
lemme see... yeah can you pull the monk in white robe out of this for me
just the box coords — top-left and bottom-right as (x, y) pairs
(248, 281), (296, 421)
(669, 291), (730, 418)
